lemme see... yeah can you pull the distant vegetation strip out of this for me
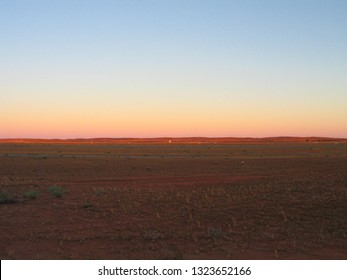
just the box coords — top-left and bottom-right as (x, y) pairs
(0, 137), (346, 144)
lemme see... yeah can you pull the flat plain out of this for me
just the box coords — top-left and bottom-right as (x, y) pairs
(0, 138), (346, 259)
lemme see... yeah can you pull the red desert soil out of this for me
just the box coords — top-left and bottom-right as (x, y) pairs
(0, 139), (346, 259)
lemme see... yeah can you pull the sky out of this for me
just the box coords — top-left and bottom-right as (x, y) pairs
(1, 0), (347, 138)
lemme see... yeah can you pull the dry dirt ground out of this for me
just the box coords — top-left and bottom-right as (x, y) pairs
(0, 141), (346, 259)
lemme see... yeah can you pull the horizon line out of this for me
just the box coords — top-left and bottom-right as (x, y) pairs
(1, 136), (346, 141)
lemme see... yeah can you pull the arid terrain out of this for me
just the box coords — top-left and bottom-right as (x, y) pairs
(0, 138), (346, 259)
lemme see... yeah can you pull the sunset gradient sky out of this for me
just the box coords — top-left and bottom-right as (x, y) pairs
(1, 0), (347, 138)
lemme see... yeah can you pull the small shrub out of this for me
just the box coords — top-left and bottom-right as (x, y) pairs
(48, 185), (64, 197)
(143, 230), (163, 241)
(24, 190), (39, 199)
(0, 190), (16, 204)
(207, 226), (225, 240)
(83, 202), (93, 208)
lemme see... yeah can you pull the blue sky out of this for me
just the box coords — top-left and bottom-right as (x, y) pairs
(1, 0), (347, 138)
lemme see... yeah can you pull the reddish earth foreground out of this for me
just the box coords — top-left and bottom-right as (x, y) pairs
(0, 142), (346, 259)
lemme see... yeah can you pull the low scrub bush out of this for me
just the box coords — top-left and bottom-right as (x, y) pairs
(0, 189), (16, 204)
(24, 190), (39, 199)
(207, 226), (225, 240)
(48, 185), (64, 197)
